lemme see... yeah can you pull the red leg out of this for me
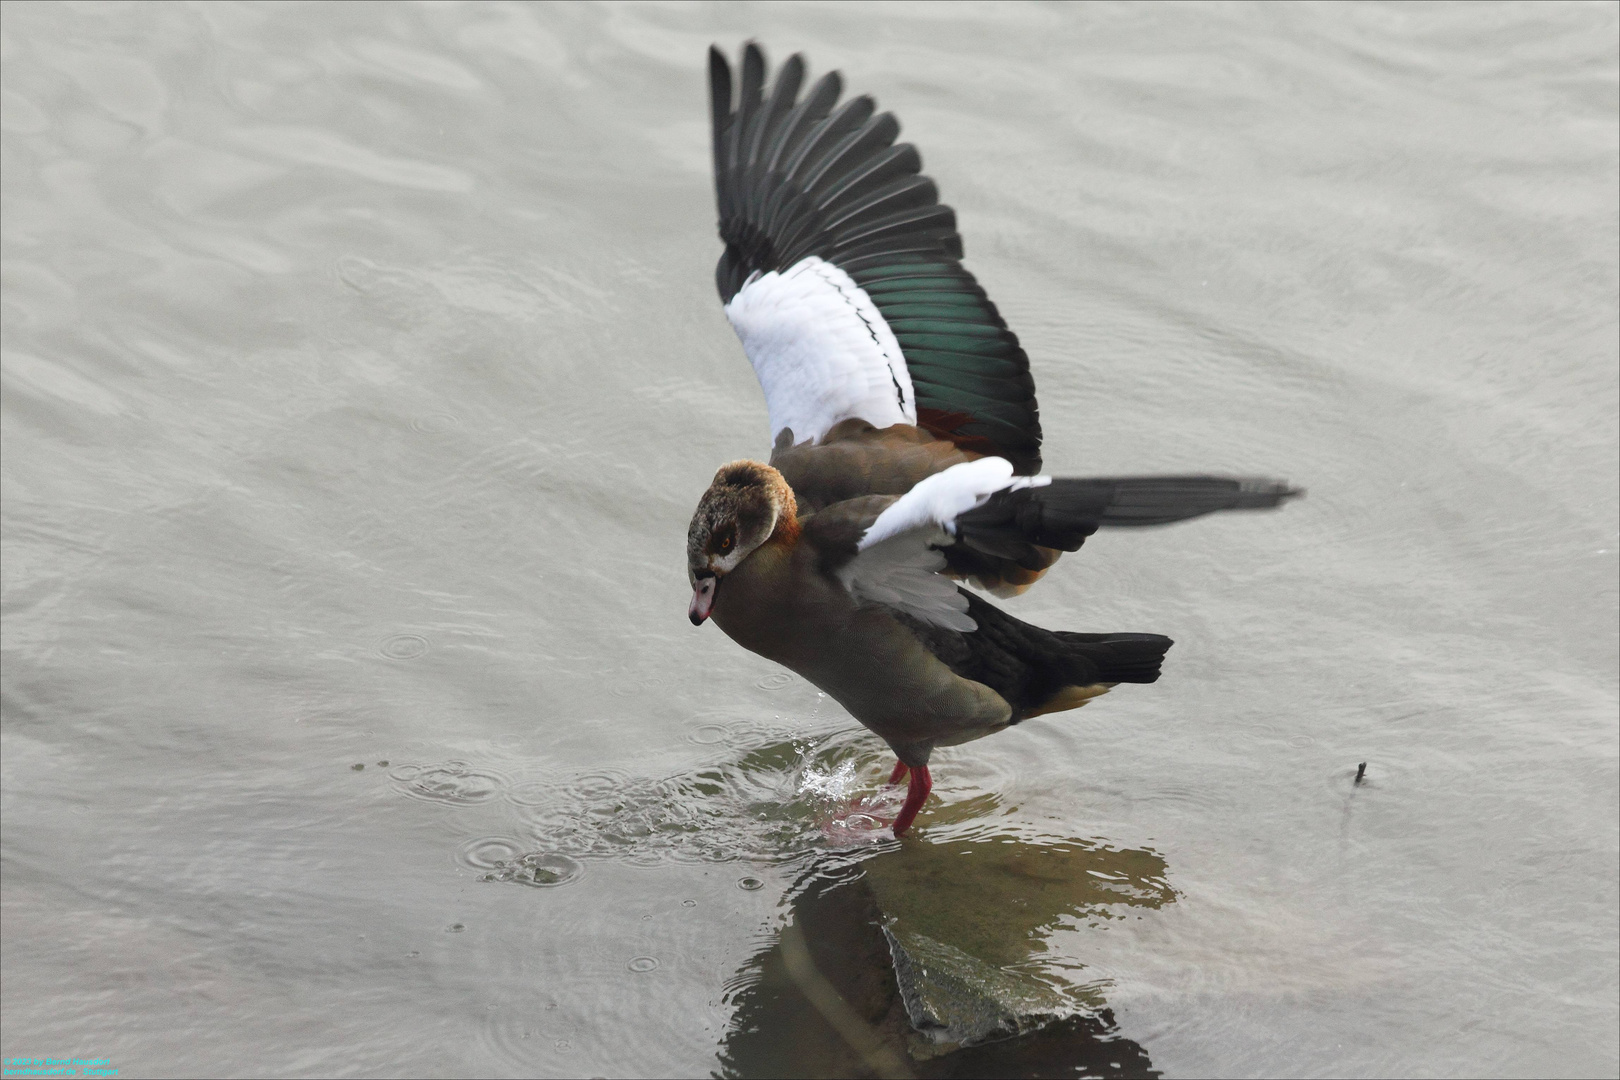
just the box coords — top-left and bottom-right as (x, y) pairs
(887, 759), (908, 785)
(891, 765), (931, 837)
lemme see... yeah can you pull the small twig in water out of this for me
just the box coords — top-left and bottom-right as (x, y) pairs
(1354, 762), (1367, 785)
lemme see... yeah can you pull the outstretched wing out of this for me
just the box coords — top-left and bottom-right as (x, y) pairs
(709, 43), (1042, 473)
(946, 474), (1303, 590)
(806, 461), (1304, 627)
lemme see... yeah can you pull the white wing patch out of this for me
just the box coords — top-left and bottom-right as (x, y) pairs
(724, 256), (916, 447)
(859, 458), (1050, 550)
(837, 528), (976, 632)
(838, 458), (1052, 631)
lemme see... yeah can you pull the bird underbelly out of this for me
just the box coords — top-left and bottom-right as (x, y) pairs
(713, 592), (1010, 756)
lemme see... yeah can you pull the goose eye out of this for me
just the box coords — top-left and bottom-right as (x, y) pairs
(719, 534), (734, 553)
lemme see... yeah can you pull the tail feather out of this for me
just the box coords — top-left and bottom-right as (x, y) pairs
(950, 591), (1173, 722)
(1054, 631), (1173, 684)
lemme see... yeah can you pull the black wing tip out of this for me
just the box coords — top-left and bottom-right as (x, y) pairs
(708, 44), (734, 96)
(1078, 475), (1304, 503)
(1236, 477), (1305, 507)
(742, 40), (766, 85)
(1088, 475), (1308, 522)
(956, 474), (1304, 548)
(709, 48), (732, 118)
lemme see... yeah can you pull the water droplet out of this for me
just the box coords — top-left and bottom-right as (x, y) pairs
(1289, 735), (1316, 748)
(689, 724), (727, 745)
(737, 877), (764, 891)
(376, 760), (389, 766)
(407, 950), (419, 957)
(554, 1039), (571, 1051)
(627, 955), (659, 972)
(379, 634), (429, 660)
(682, 899), (697, 908)
(446, 923), (465, 933)
(516, 853), (584, 888)
(642, 914), (652, 921)
(756, 672), (793, 691)
(351, 763), (365, 771)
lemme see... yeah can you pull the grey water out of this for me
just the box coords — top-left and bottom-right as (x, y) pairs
(2, 2), (1616, 1077)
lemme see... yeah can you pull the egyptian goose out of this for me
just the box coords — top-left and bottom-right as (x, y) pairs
(687, 44), (1301, 837)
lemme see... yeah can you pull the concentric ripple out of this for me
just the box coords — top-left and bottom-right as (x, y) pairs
(378, 633), (430, 660)
(389, 761), (507, 805)
(458, 836), (526, 870)
(458, 836), (587, 888)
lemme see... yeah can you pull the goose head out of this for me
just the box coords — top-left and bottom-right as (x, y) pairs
(686, 460), (797, 625)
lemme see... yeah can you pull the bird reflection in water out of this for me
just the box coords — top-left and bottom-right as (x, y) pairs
(716, 830), (1173, 1079)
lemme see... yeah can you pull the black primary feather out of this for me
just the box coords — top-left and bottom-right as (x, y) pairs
(950, 475), (1304, 571)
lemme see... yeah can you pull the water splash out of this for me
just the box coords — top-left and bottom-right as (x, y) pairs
(797, 756), (857, 801)
(386, 728), (918, 874)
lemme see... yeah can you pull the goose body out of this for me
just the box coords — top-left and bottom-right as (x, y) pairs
(687, 45), (1301, 836)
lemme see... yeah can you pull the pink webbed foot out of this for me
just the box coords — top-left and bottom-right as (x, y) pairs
(816, 760), (929, 844)
(817, 794), (892, 845)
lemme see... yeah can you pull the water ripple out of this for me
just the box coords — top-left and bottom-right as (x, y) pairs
(389, 760), (507, 805)
(397, 731), (914, 867)
(378, 633), (429, 660)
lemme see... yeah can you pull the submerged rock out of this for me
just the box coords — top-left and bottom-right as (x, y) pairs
(883, 925), (1067, 1055)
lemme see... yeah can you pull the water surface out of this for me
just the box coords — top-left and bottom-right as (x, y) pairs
(3, 3), (1617, 1077)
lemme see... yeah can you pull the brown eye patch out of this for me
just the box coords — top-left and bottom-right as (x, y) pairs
(712, 527), (736, 555)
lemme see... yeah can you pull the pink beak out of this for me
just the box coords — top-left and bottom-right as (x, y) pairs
(689, 576), (717, 625)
